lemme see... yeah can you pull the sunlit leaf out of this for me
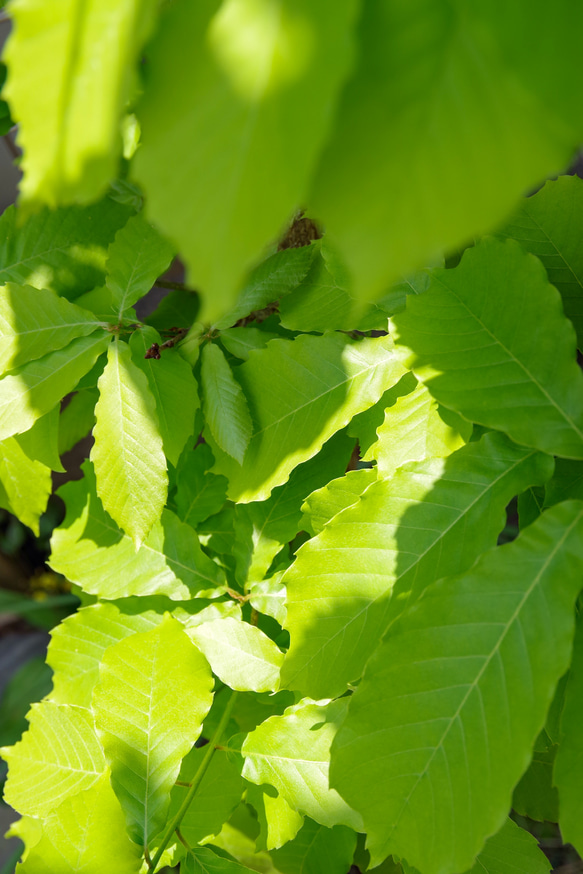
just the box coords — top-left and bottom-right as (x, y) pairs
(91, 338), (167, 546)
(0, 436), (51, 534)
(92, 615), (214, 846)
(106, 215), (174, 318)
(392, 238), (583, 459)
(331, 500), (583, 873)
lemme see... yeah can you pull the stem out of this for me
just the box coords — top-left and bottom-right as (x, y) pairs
(148, 690), (238, 872)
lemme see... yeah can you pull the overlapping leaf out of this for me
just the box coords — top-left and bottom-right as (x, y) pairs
(188, 617), (283, 692)
(310, 0), (583, 303)
(92, 615), (214, 846)
(0, 200), (132, 299)
(2, 702), (106, 818)
(130, 327), (199, 467)
(512, 731), (558, 823)
(0, 332), (111, 441)
(48, 602), (162, 708)
(58, 389), (98, 455)
(282, 433), (552, 699)
(392, 238), (583, 459)
(168, 748), (243, 848)
(554, 614), (583, 856)
(279, 242), (354, 332)
(301, 467), (377, 536)
(0, 284), (103, 374)
(0, 436), (51, 534)
(50, 463), (225, 600)
(496, 175), (583, 348)
(91, 338), (167, 546)
(242, 698), (362, 831)
(16, 405), (64, 472)
(134, 0), (359, 320)
(247, 785), (303, 851)
(271, 819), (356, 874)
(16, 773), (141, 874)
(106, 215), (174, 318)
(331, 500), (583, 873)
(174, 444), (229, 529)
(202, 342), (253, 464)
(210, 334), (405, 502)
(183, 846), (257, 874)
(4, 0), (159, 206)
(465, 818), (551, 874)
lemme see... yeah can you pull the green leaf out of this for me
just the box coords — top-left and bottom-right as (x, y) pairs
(0, 200), (132, 300)
(301, 467), (377, 537)
(145, 288), (200, 332)
(134, 0), (359, 321)
(220, 327), (279, 361)
(183, 846), (257, 874)
(16, 772), (142, 874)
(554, 612), (583, 856)
(188, 617), (283, 693)
(213, 244), (317, 331)
(496, 175), (583, 349)
(242, 697), (362, 831)
(106, 215), (174, 318)
(202, 342), (253, 465)
(279, 242), (354, 332)
(518, 486), (545, 529)
(246, 785), (303, 851)
(47, 602), (162, 708)
(15, 405), (64, 473)
(58, 389), (98, 455)
(282, 433), (552, 699)
(310, 0), (583, 303)
(544, 458), (583, 506)
(0, 436), (51, 534)
(392, 237), (583, 459)
(130, 326), (199, 467)
(0, 332), (111, 441)
(92, 614), (214, 846)
(331, 500), (583, 873)
(233, 430), (354, 585)
(169, 748), (243, 848)
(2, 701), (106, 818)
(248, 576), (287, 627)
(512, 731), (559, 823)
(371, 380), (472, 478)
(271, 819), (357, 874)
(348, 372), (418, 459)
(0, 283), (103, 374)
(465, 818), (551, 874)
(91, 337), (167, 546)
(174, 444), (229, 529)
(50, 462), (226, 600)
(211, 334), (406, 502)
(0, 658), (53, 748)
(4, 0), (159, 206)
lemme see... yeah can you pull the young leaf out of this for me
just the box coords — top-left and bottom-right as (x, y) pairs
(134, 0), (359, 321)
(91, 337), (167, 546)
(182, 846), (257, 874)
(58, 389), (98, 455)
(496, 175), (583, 348)
(0, 283), (103, 374)
(0, 332), (111, 441)
(247, 576), (287, 627)
(282, 433), (552, 699)
(92, 615), (214, 846)
(242, 697), (362, 831)
(130, 326), (199, 467)
(174, 444), (229, 529)
(188, 617), (283, 693)
(271, 818), (357, 874)
(201, 342), (252, 465)
(2, 702), (106, 818)
(310, 0), (583, 303)
(371, 380), (471, 478)
(331, 500), (583, 873)
(106, 215), (174, 318)
(554, 612), (583, 857)
(168, 748), (243, 848)
(0, 436), (51, 535)
(210, 334), (406, 502)
(50, 463), (225, 600)
(15, 405), (64, 473)
(0, 199), (132, 300)
(392, 238), (583, 459)
(301, 467), (377, 537)
(48, 602), (163, 708)
(16, 773), (142, 874)
(4, 0), (159, 206)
